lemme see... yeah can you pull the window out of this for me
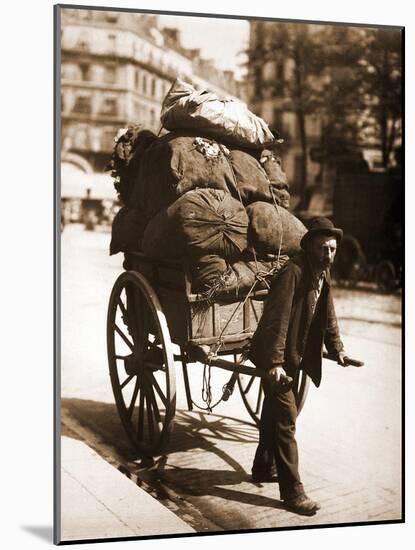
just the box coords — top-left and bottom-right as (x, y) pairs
(108, 33), (117, 51)
(305, 115), (320, 138)
(79, 63), (90, 81)
(276, 62), (284, 81)
(77, 31), (90, 51)
(100, 98), (117, 116)
(151, 78), (156, 97)
(104, 65), (116, 84)
(253, 66), (262, 99)
(135, 69), (140, 90)
(142, 74), (147, 95)
(150, 109), (156, 127)
(73, 96), (92, 114)
(106, 12), (118, 22)
(273, 108), (283, 131)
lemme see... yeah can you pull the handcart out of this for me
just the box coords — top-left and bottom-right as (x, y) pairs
(107, 253), (358, 456)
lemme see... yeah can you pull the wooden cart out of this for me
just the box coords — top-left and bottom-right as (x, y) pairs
(107, 252), (311, 457)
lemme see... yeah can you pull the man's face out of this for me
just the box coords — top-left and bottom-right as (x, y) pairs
(308, 234), (337, 270)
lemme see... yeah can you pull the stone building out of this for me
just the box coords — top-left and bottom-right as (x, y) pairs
(60, 8), (242, 174)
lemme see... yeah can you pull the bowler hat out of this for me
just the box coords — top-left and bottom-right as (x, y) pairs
(300, 217), (343, 250)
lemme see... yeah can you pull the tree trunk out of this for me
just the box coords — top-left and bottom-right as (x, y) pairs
(292, 49), (308, 201)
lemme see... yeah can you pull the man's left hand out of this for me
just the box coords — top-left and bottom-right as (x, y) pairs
(337, 351), (347, 367)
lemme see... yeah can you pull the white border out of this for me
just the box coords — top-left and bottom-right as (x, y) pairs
(1, 1), (411, 548)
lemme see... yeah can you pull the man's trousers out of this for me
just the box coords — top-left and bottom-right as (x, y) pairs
(252, 378), (304, 500)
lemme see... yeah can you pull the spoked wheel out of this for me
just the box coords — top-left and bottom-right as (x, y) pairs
(237, 367), (310, 426)
(107, 271), (176, 456)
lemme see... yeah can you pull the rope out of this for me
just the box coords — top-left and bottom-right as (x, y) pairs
(192, 184), (285, 412)
(193, 275), (262, 412)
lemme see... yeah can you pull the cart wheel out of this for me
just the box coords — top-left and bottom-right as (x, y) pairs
(237, 368), (310, 426)
(107, 271), (176, 456)
(375, 260), (396, 293)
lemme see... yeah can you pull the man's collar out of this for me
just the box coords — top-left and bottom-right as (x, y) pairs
(306, 255), (330, 288)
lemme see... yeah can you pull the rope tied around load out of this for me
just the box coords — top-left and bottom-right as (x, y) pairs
(194, 184), (285, 412)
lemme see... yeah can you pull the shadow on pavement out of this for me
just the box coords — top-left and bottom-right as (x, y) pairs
(61, 397), (257, 467)
(142, 465), (282, 510)
(60, 398), (286, 521)
(61, 398), (136, 458)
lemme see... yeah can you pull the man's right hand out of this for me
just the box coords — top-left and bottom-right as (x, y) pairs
(267, 366), (293, 392)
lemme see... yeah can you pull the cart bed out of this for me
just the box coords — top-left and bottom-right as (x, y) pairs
(124, 252), (267, 354)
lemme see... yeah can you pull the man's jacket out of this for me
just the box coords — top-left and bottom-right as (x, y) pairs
(248, 253), (344, 387)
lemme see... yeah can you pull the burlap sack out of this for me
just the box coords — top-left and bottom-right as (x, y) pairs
(109, 206), (147, 255)
(142, 189), (249, 260)
(271, 187), (291, 209)
(189, 251), (290, 298)
(160, 78), (276, 149)
(227, 150), (275, 205)
(189, 255), (230, 293)
(260, 150), (289, 189)
(246, 202), (307, 256)
(106, 127), (157, 206)
(129, 133), (233, 218)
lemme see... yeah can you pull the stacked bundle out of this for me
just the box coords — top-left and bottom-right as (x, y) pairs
(109, 79), (306, 298)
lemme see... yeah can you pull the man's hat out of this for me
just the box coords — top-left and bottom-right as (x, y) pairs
(300, 217), (343, 250)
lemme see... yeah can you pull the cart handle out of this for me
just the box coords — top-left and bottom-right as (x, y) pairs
(323, 351), (364, 367)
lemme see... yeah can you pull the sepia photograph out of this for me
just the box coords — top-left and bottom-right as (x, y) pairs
(55, 3), (403, 544)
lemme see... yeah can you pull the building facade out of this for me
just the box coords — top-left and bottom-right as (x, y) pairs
(60, 8), (242, 174)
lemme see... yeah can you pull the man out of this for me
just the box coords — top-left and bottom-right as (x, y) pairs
(248, 217), (347, 516)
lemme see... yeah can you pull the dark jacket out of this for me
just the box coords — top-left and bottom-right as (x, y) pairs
(248, 253), (344, 387)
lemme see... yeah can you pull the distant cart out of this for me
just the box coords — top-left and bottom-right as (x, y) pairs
(332, 172), (402, 292)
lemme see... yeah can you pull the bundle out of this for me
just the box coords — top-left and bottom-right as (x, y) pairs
(160, 78), (277, 149)
(109, 206), (147, 256)
(142, 189), (249, 261)
(108, 81), (307, 301)
(246, 201), (307, 257)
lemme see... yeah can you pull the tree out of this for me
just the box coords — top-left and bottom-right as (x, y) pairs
(246, 22), (402, 197)
(266, 23), (322, 197)
(310, 26), (368, 175)
(358, 28), (402, 168)
(247, 23), (366, 196)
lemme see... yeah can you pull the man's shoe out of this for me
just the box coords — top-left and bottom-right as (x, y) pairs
(251, 471), (278, 483)
(283, 494), (320, 516)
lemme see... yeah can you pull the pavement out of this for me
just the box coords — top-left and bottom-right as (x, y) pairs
(59, 434), (195, 543)
(59, 224), (403, 540)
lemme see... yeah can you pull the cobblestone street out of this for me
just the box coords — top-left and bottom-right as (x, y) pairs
(61, 224), (402, 533)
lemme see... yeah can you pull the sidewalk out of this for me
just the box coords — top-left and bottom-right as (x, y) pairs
(59, 436), (195, 543)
